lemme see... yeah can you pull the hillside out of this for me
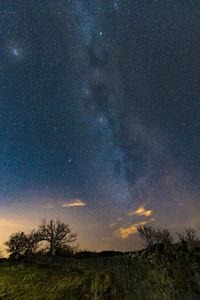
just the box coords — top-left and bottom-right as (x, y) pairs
(1, 241), (200, 299)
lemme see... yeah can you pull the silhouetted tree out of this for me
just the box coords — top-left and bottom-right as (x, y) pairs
(5, 232), (28, 257)
(4, 231), (41, 258)
(137, 225), (157, 248)
(25, 230), (41, 255)
(176, 227), (199, 243)
(38, 219), (77, 256)
(155, 229), (174, 245)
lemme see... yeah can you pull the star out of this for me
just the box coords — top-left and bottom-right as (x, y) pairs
(0, 0), (198, 255)
(12, 48), (19, 56)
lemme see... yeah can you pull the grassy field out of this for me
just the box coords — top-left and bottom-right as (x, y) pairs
(0, 260), (130, 300)
(0, 241), (200, 299)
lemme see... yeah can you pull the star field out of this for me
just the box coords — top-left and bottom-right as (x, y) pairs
(0, 0), (200, 251)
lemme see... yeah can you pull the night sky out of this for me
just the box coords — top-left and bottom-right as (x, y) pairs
(0, 0), (200, 252)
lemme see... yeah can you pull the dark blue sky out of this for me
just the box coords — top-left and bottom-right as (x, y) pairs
(0, 0), (200, 251)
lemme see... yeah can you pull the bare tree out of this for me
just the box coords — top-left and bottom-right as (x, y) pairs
(155, 229), (173, 245)
(4, 231), (41, 257)
(38, 219), (77, 256)
(137, 225), (157, 248)
(176, 227), (198, 243)
(25, 230), (41, 255)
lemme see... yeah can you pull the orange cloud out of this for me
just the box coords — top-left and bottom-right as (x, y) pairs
(115, 218), (155, 239)
(109, 222), (116, 228)
(62, 199), (86, 207)
(128, 206), (152, 217)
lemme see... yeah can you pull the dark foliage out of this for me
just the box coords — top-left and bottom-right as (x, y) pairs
(137, 225), (174, 248)
(74, 251), (98, 259)
(4, 231), (41, 258)
(155, 229), (173, 245)
(176, 227), (199, 243)
(54, 245), (75, 257)
(137, 225), (157, 248)
(98, 251), (124, 257)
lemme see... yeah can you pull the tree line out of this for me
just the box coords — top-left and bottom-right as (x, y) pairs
(3, 220), (200, 258)
(137, 225), (199, 248)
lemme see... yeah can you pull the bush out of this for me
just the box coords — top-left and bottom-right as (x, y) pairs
(137, 225), (157, 248)
(176, 228), (199, 243)
(137, 225), (174, 248)
(155, 229), (173, 245)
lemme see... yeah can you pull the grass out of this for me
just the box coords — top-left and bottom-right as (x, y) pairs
(0, 260), (130, 300)
(0, 242), (200, 299)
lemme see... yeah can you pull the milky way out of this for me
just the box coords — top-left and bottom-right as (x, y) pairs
(0, 0), (200, 251)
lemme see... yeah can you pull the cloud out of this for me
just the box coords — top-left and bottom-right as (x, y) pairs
(109, 222), (116, 228)
(62, 199), (86, 207)
(115, 218), (155, 239)
(108, 206), (154, 239)
(128, 206), (152, 217)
